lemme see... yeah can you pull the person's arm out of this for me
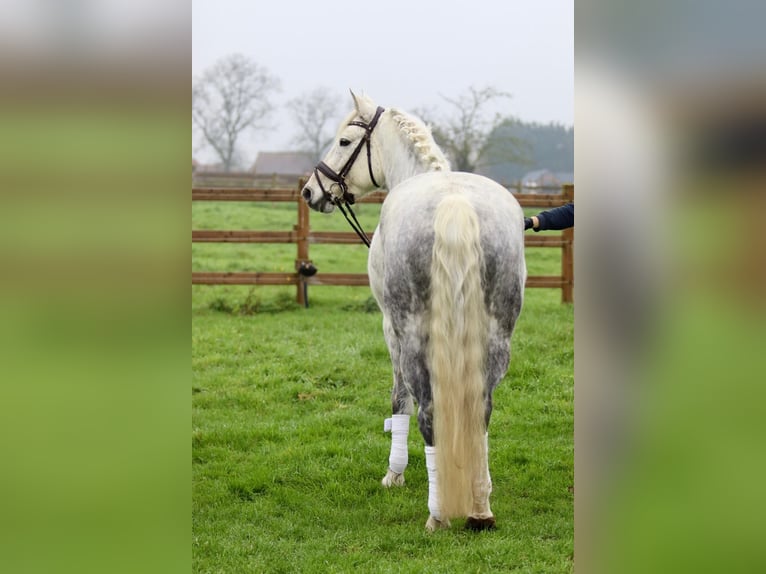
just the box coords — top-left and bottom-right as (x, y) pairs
(525, 202), (574, 232)
(524, 215), (539, 230)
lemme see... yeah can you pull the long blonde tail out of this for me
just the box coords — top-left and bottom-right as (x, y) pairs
(428, 193), (489, 519)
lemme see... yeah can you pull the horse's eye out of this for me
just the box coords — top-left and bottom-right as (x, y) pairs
(339, 138), (351, 147)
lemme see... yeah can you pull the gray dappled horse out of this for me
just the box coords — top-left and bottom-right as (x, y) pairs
(302, 93), (526, 531)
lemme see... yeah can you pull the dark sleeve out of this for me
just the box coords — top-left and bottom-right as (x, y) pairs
(535, 202), (574, 231)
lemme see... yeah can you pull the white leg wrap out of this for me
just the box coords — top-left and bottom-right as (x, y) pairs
(425, 445), (441, 521)
(387, 414), (410, 474)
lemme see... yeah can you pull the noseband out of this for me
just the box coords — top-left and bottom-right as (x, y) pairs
(313, 106), (385, 248)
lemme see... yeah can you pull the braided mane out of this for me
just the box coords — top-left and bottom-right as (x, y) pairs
(390, 109), (450, 172)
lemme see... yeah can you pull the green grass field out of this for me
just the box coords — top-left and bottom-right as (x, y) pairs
(192, 201), (573, 573)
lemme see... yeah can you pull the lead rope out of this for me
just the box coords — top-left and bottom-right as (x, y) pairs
(334, 198), (371, 248)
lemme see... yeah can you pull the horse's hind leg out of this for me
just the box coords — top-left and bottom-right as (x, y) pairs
(465, 431), (496, 531)
(381, 316), (414, 487)
(465, 333), (510, 531)
(386, 322), (450, 531)
(419, 390), (448, 531)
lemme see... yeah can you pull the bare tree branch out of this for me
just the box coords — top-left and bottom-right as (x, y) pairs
(286, 87), (342, 162)
(192, 54), (281, 171)
(417, 86), (525, 173)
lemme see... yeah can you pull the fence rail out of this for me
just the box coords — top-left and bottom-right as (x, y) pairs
(192, 181), (573, 305)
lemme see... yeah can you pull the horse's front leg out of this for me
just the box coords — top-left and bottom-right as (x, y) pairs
(381, 316), (413, 488)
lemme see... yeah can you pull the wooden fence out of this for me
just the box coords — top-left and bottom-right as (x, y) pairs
(192, 182), (574, 305)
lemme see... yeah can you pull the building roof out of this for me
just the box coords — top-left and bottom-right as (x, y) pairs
(252, 151), (315, 176)
(521, 169), (553, 182)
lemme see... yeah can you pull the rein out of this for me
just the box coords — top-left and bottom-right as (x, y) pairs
(313, 106), (385, 248)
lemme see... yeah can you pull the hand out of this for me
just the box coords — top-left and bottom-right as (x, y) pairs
(524, 217), (533, 230)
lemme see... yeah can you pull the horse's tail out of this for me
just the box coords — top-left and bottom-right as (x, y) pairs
(428, 193), (489, 519)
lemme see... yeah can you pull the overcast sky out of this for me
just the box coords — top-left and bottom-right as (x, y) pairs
(193, 0), (573, 165)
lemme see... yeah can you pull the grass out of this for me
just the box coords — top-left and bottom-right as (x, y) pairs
(192, 201), (573, 573)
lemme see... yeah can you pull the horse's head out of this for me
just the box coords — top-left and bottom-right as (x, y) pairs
(302, 92), (385, 213)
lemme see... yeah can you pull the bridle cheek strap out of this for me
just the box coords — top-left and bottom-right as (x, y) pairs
(315, 105), (384, 196)
(347, 108), (384, 189)
(313, 106), (385, 248)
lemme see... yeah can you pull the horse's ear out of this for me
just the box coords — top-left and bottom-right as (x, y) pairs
(350, 89), (374, 120)
(350, 89), (363, 114)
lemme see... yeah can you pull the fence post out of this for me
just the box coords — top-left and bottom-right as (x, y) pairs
(294, 178), (310, 305)
(561, 184), (574, 303)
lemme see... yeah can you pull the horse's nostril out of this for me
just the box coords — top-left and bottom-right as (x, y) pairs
(302, 187), (312, 201)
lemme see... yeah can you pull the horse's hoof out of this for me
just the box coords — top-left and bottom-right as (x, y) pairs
(465, 515), (496, 531)
(381, 469), (405, 487)
(425, 516), (450, 532)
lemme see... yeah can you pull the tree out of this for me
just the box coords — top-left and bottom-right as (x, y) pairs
(286, 87), (343, 162)
(192, 54), (280, 171)
(482, 120), (573, 184)
(417, 86), (527, 173)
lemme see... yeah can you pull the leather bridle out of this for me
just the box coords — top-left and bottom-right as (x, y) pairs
(312, 106), (385, 247)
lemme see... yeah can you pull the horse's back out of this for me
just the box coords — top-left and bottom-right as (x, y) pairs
(381, 171), (523, 248)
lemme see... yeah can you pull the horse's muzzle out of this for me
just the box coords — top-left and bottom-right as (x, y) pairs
(301, 185), (335, 213)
